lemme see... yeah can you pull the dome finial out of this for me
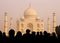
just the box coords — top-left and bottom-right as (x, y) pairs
(29, 0), (32, 8)
(29, 3), (31, 7)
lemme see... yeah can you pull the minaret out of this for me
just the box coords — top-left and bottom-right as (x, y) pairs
(53, 12), (56, 33)
(41, 19), (44, 32)
(10, 17), (13, 29)
(4, 12), (8, 35)
(47, 17), (50, 33)
(16, 20), (20, 32)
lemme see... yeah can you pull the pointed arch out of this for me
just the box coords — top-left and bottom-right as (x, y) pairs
(27, 23), (33, 32)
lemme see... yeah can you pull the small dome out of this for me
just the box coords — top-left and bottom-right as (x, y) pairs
(36, 17), (40, 21)
(24, 7), (37, 16)
(36, 17), (40, 19)
(20, 16), (25, 21)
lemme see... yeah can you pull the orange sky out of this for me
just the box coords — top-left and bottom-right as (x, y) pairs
(0, 0), (60, 31)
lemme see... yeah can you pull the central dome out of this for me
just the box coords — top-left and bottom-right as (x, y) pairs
(24, 7), (37, 17)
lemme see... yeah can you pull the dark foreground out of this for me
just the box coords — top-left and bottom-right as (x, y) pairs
(0, 29), (60, 43)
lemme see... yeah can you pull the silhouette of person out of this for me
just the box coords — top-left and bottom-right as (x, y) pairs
(15, 31), (22, 40)
(31, 31), (36, 41)
(22, 29), (31, 42)
(2, 32), (8, 41)
(8, 29), (15, 40)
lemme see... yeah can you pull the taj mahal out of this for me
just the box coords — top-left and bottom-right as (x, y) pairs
(4, 5), (56, 35)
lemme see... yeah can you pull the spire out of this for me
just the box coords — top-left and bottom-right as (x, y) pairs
(53, 12), (56, 33)
(4, 12), (8, 36)
(29, 0), (31, 7)
(28, 1), (32, 9)
(29, 3), (31, 7)
(47, 17), (50, 33)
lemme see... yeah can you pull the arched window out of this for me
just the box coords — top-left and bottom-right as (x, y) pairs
(27, 23), (33, 32)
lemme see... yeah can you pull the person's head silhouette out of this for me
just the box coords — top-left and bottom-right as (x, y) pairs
(32, 31), (35, 35)
(16, 31), (22, 37)
(9, 29), (15, 37)
(26, 29), (30, 34)
(44, 31), (47, 35)
(37, 32), (39, 35)
(40, 32), (43, 35)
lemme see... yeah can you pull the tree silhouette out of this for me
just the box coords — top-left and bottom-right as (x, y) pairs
(55, 25), (60, 38)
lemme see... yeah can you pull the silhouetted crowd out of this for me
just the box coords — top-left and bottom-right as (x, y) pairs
(0, 29), (60, 43)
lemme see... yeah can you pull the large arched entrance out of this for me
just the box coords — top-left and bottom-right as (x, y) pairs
(27, 23), (33, 32)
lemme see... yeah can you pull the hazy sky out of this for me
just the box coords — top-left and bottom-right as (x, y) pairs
(0, 0), (60, 31)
